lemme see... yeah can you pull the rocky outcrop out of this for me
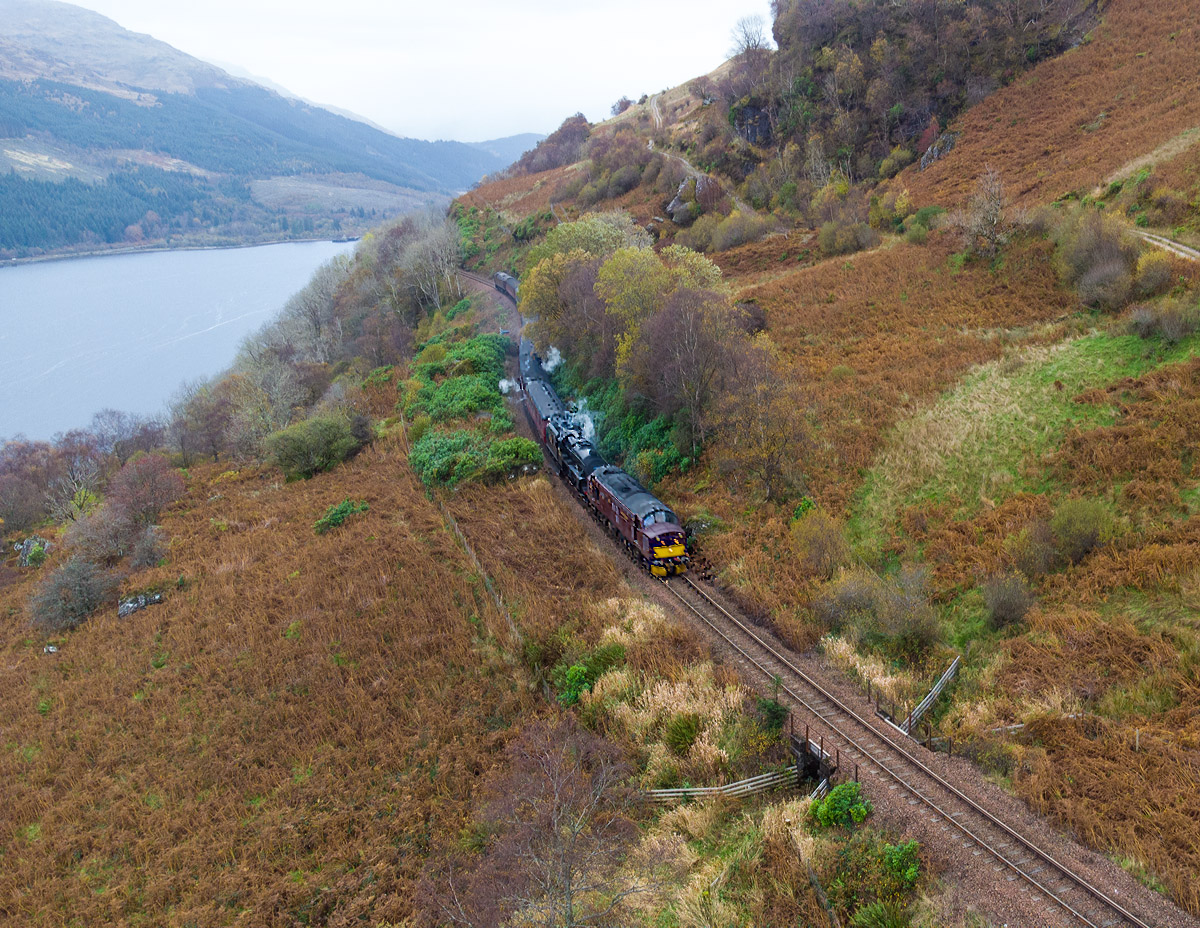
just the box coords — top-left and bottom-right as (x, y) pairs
(732, 104), (772, 146)
(14, 537), (50, 567)
(920, 132), (959, 170)
(118, 592), (163, 618)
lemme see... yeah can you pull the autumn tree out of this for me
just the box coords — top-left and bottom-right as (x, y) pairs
(403, 218), (463, 312)
(281, 256), (350, 363)
(45, 429), (106, 523)
(0, 439), (61, 530)
(947, 167), (1016, 259)
(731, 14), (771, 55)
(523, 212), (650, 273)
(713, 338), (811, 499)
(106, 454), (184, 525)
(625, 288), (741, 455)
(427, 720), (646, 928)
(168, 378), (233, 465)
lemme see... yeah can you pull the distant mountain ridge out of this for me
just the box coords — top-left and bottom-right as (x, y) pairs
(0, 0), (533, 256)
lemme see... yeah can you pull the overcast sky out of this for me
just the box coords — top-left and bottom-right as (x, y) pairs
(68, 0), (775, 142)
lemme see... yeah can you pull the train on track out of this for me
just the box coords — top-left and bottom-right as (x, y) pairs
(495, 271), (690, 577)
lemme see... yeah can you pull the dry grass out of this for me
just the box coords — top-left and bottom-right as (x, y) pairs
(0, 439), (545, 925)
(901, 0), (1200, 208)
(745, 234), (1074, 513)
(457, 163), (580, 217)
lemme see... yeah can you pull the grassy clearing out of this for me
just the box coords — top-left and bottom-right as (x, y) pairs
(852, 329), (1200, 551)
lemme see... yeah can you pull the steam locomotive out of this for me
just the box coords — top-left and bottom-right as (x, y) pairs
(497, 272), (689, 577)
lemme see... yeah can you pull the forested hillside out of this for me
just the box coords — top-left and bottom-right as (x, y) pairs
(0, 0), (510, 257)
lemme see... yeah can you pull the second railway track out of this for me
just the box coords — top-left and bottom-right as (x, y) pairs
(661, 575), (1152, 928)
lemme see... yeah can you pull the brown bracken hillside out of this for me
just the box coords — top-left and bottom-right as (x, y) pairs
(902, 0), (1200, 207)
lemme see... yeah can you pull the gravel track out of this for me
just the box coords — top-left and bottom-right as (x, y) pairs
(659, 577), (1198, 928)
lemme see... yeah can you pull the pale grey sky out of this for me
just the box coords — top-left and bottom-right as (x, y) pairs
(68, 0), (775, 142)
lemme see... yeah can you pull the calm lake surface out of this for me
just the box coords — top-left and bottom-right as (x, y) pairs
(0, 241), (354, 441)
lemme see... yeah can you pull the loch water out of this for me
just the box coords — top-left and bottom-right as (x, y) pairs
(0, 240), (354, 440)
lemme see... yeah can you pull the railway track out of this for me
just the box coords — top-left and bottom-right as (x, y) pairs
(660, 575), (1153, 928)
(463, 262), (1176, 927)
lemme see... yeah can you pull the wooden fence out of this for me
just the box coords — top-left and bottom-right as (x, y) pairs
(646, 766), (799, 804)
(901, 655), (961, 734)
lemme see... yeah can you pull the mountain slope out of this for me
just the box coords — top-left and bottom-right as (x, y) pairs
(0, 0), (507, 255)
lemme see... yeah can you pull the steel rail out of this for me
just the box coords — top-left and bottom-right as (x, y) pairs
(663, 575), (1150, 928)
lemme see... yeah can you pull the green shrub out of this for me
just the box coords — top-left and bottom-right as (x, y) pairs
(552, 642), (626, 706)
(314, 499), (369, 535)
(1051, 498), (1115, 564)
(1128, 299), (1199, 344)
(480, 436), (542, 479)
(910, 205), (945, 228)
(418, 374), (506, 422)
(851, 901), (911, 928)
(882, 839), (921, 888)
(608, 164), (641, 197)
(1054, 210), (1139, 311)
(811, 781), (873, 827)
(878, 146), (914, 179)
(710, 211), (775, 252)
(664, 712), (702, 756)
(445, 297), (472, 320)
(26, 543), (47, 568)
(557, 664), (591, 706)
(409, 413), (432, 444)
(266, 416), (367, 480)
(756, 696), (788, 733)
(1007, 519), (1059, 578)
(819, 220), (880, 257)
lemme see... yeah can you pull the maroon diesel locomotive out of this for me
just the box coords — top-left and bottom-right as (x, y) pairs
(587, 465), (689, 577)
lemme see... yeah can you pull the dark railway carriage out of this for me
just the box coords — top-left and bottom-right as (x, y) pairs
(493, 271), (519, 300)
(518, 336), (547, 388)
(526, 380), (566, 443)
(587, 465), (689, 576)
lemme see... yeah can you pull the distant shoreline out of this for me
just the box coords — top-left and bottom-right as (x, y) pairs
(0, 236), (361, 269)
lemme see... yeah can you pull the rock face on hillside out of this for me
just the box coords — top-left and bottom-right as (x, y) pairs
(13, 537), (50, 567)
(920, 132), (958, 170)
(732, 104), (772, 146)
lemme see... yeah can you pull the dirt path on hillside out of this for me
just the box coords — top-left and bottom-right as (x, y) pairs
(650, 93), (663, 130)
(1134, 228), (1200, 261)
